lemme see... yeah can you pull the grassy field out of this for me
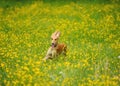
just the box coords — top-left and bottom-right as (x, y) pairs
(0, 0), (120, 86)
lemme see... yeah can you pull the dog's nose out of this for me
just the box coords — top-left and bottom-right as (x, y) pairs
(52, 43), (54, 45)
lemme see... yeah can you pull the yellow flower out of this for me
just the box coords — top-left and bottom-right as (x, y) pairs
(1, 63), (4, 67)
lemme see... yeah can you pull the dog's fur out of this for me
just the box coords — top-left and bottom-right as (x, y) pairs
(43, 31), (67, 60)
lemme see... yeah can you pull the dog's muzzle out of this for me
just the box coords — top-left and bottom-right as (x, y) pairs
(51, 43), (56, 48)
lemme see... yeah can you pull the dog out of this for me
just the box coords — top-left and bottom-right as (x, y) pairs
(43, 31), (67, 60)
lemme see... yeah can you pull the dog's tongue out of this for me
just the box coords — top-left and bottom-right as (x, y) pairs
(52, 44), (54, 48)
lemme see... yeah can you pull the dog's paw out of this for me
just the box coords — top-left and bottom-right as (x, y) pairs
(42, 58), (47, 62)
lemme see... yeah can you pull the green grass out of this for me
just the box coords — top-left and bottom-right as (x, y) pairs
(0, 0), (120, 86)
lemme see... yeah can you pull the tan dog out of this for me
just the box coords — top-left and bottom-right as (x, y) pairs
(43, 31), (67, 60)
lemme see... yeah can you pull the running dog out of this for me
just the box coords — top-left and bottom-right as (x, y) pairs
(43, 31), (67, 60)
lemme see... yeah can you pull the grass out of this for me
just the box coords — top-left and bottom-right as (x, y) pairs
(0, 0), (120, 86)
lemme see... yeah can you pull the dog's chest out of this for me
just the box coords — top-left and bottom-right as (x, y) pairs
(48, 47), (57, 55)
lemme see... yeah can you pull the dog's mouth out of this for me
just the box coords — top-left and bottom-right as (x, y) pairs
(51, 43), (57, 48)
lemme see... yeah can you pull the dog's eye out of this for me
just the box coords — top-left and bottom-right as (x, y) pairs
(55, 39), (57, 40)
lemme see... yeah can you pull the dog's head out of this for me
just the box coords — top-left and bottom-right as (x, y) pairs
(51, 31), (60, 48)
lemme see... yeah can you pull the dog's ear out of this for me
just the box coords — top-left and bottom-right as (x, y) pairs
(51, 31), (57, 38)
(56, 31), (60, 38)
(51, 31), (60, 38)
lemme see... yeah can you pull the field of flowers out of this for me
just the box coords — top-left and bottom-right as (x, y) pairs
(0, 0), (120, 86)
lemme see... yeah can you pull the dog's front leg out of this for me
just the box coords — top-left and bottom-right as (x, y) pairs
(52, 49), (57, 58)
(43, 47), (52, 60)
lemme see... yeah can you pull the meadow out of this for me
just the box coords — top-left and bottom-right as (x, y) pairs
(0, 0), (120, 86)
